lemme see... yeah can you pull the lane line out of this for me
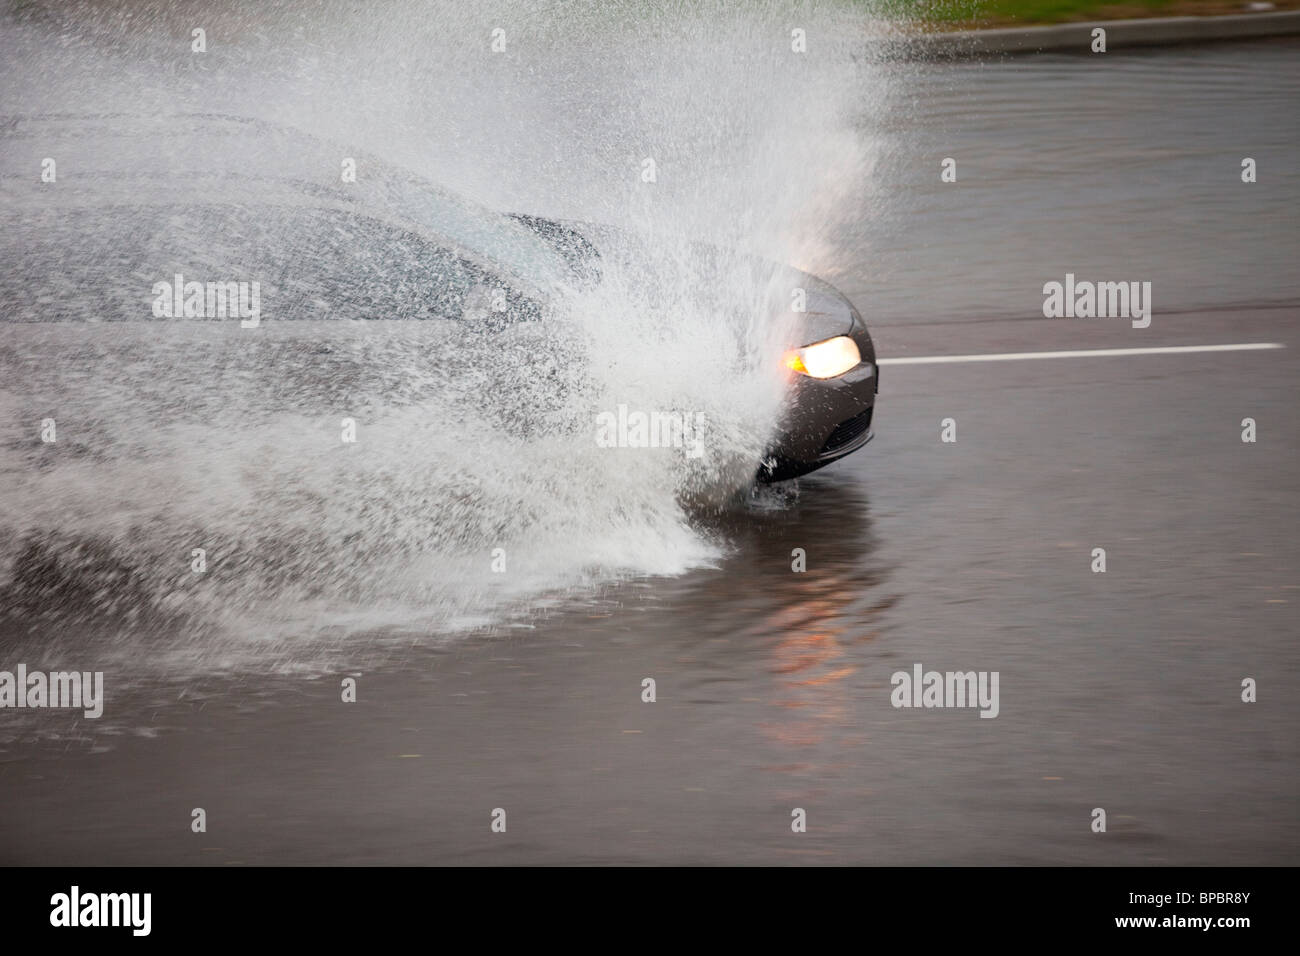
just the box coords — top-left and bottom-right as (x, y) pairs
(877, 343), (1285, 365)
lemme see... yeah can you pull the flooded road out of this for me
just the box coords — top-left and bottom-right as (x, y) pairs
(2, 21), (1298, 864)
(843, 37), (1300, 322)
(4, 307), (1296, 865)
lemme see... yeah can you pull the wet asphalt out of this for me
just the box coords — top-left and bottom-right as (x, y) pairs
(2, 305), (1296, 865)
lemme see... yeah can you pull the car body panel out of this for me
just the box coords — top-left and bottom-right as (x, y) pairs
(2, 112), (879, 483)
(759, 308), (877, 481)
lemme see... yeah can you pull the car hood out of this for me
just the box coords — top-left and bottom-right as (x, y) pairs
(785, 272), (859, 343)
(517, 217), (857, 345)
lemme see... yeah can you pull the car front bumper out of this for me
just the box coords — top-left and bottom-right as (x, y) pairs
(758, 321), (878, 482)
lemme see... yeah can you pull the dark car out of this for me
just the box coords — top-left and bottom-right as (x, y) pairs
(0, 113), (876, 480)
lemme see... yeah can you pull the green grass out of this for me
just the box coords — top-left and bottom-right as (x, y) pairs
(924, 0), (1178, 22)
(869, 0), (1294, 26)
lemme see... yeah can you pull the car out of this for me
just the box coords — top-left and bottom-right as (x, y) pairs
(0, 112), (876, 481)
(506, 216), (878, 481)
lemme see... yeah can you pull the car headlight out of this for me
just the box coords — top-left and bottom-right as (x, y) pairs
(784, 335), (861, 379)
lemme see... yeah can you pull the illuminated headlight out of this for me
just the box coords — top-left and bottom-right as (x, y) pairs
(784, 335), (861, 379)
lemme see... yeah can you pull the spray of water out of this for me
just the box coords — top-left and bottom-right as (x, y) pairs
(0, 0), (900, 669)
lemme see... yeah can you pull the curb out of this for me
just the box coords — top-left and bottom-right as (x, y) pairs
(902, 10), (1300, 57)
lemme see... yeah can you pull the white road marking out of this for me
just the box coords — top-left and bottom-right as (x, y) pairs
(877, 343), (1285, 365)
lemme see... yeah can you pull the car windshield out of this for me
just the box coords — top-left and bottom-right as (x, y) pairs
(372, 175), (574, 290)
(0, 114), (576, 313)
(1, 201), (547, 323)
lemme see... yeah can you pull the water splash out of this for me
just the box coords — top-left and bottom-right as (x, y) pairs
(0, 0), (900, 668)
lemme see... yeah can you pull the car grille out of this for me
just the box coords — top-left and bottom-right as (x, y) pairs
(819, 407), (873, 456)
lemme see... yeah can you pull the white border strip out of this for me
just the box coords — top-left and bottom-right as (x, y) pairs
(878, 343), (1285, 366)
